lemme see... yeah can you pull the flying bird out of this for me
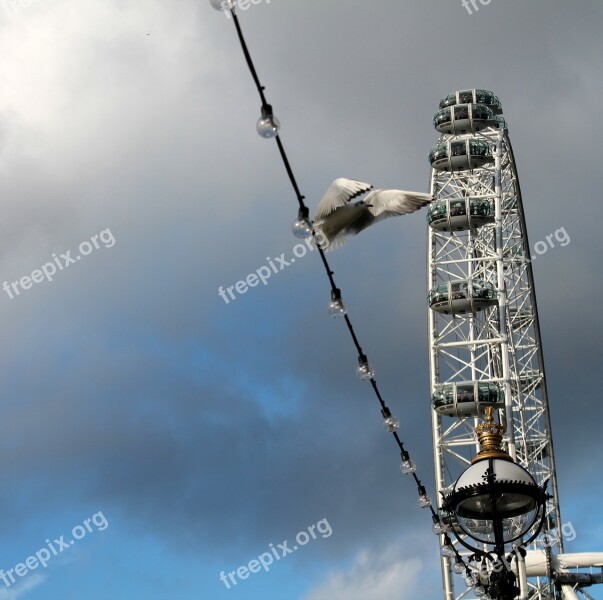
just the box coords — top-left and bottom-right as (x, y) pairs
(312, 178), (433, 250)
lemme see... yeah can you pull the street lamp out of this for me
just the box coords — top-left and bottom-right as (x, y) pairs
(443, 407), (550, 599)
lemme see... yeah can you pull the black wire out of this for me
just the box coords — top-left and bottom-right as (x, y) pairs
(344, 315), (364, 356)
(231, 9), (268, 106)
(224, 5), (461, 564)
(275, 136), (305, 208)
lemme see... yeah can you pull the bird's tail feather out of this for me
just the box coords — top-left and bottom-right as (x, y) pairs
(322, 235), (347, 252)
(310, 226), (346, 252)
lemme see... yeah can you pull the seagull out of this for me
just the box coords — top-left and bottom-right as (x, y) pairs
(312, 178), (433, 250)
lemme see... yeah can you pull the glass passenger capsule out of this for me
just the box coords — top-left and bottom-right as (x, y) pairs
(427, 197), (494, 231)
(433, 103), (495, 135)
(494, 115), (507, 129)
(428, 279), (498, 314)
(428, 139), (494, 172)
(439, 89), (503, 115)
(432, 381), (504, 417)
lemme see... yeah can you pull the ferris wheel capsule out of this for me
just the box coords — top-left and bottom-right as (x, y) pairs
(429, 138), (494, 172)
(439, 89), (503, 115)
(433, 103), (496, 135)
(428, 279), (498, 315)
(427, 197), (495, 231)
(432, 381), (504, 417)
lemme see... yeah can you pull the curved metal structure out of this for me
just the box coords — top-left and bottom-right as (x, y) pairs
(427, 89), (565, 599)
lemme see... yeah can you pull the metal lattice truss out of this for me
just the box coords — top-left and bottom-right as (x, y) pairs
(428, 128), (563, 600)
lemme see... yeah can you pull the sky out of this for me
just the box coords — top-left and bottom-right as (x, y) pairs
(0, 0), (602, 599)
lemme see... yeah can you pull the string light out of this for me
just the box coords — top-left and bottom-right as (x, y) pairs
(257, 104), (281, 138)
(381, 407), (400, 432)
(356, 354), (375, 381)
(417, 485), (432, 509)
(453, 559), (465, 574)
(213, 3), (474, 583)
(400, 450), (416, 474)
(328, 288), (347, 318)
(432, 519), (447, 535)
(210, 0), (235, 11)
(292, 206), (313, 239)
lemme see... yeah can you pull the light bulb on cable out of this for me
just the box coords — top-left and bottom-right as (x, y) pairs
(384, 415), (400, 432)
(453, 560), (465, 575)
(463, 573), (476, 587)
(418, 494), (432, 508)
(381, 407), (400, 432)
(292, 207), (313, 239)
(209, 0), (236, 11)
(400, 459), (416, 474)
(400, 451), (416, 474)
(440, 544), (456, 558)
(328, 288), (347, 318)
(474, 586), (486, 598)
(417, 485), (431, 508)
(356, 354), (374, 381)
(257, 104), (280, 138)
(356, 354), (375, 381)
(432, 520), (447, 535)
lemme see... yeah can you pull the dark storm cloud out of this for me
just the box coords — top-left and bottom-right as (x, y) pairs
(1, 1), (602, 597)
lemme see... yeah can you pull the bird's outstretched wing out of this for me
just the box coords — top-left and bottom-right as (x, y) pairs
(313, 178), (373, 221)
(364, 189), (433, 223)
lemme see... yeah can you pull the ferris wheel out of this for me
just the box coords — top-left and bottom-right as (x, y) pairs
(426, 89), (603, 599)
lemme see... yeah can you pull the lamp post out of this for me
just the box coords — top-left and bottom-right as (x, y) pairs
(443, 407), (550, 599)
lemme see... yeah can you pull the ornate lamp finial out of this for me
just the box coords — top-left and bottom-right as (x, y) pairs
(472, 406), (511, 463)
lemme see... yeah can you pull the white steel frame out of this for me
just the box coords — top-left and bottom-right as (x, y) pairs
(428, 126), (563, 600)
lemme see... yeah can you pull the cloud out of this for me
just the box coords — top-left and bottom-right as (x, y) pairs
(0, 574), (47, 600)
(302, 544), (429, 600)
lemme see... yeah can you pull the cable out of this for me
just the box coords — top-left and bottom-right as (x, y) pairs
(219, 2), (467, 568)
